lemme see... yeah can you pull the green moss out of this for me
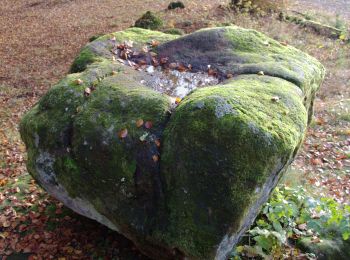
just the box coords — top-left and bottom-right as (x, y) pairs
(162, 28), (185, 35)
(160, 76), (307, 258)
(70, 47), (101, 73)
(99, 27), (178, 45)
(134, 11), (163, 30)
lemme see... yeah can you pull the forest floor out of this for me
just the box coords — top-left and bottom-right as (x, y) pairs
(0, 0), (349, 259)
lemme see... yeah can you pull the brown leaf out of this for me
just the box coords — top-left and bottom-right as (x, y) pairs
(145, 121), (153, 129)
(152, 155), (159, 162)
(160, 57), (169, 64)
(226, 73), (233, 79)
(298, 223), (307, 230)
(118, 128), (128, 139)
(177, 64), (187, 72)
(169, 62), (177, 69)
(208, 68), (217, 77)
(120, 50), (128, 60)
(151, 57), (159, 67)
(136, 119), (144, 128)
(155, 139), (161, 148)
(84, 87), (91, 96)
(310, 158), (323, 165)
(138, 59), (147, 65)
(0, 178), (8, 186)
(151, 40), (160, 47)
(74, 79), (83, 85)
(311, 236), (321, 243)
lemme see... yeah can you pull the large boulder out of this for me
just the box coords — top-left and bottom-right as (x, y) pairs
(20, 26), (325, 259)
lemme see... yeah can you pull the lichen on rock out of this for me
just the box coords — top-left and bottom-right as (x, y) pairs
(20, 26), (325, 260)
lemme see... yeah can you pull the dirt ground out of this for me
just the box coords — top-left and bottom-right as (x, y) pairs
(0, 0), (349, 259)
(292, 0), (350, 20)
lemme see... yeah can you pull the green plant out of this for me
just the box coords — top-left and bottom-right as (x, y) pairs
(134, 11), (163, 30)
(232, 185), (350, 259)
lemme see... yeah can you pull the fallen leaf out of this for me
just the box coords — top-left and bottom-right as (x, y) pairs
(145, 121), (153, 129)
(120, 50), (128, 60)
(298, 223), (307, 230)
(118, 129), (128, 139)
(160, 57), (169, 64)
(226, 73), (233, 79)
(136, 119), (144, 128)
(311, 236), (321, 243)
(208, 68), (217, 76)
(155, 139), (161, 147)
(74, 79), (83, 85)
(152, 155), (159, 162)
(84, 87), (91, 96)
(310, 158), (323, 165)
(175, 97), (182, 104)
(151, 40), (160, 47)
(271, 96), (280, 102)
(177, 64), (187, 72)
(257, 71), (264, 76)
(169, 62), (177, 69)
(0, 178), (8, 186)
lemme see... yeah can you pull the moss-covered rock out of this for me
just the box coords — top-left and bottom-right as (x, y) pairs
(134, 11), (163, 30)
(168, 1), (185, 10)
(20, 26), (325, 259)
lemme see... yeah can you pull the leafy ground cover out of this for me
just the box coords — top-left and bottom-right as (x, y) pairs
(0, 0), (349, 259)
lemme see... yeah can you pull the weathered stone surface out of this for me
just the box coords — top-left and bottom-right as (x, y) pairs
(20, 26), (325, 259)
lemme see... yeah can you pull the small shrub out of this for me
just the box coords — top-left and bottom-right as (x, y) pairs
(134, 11), (163, 30)
(168, 1), (185, 10)
(232, 185), (350, 259)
